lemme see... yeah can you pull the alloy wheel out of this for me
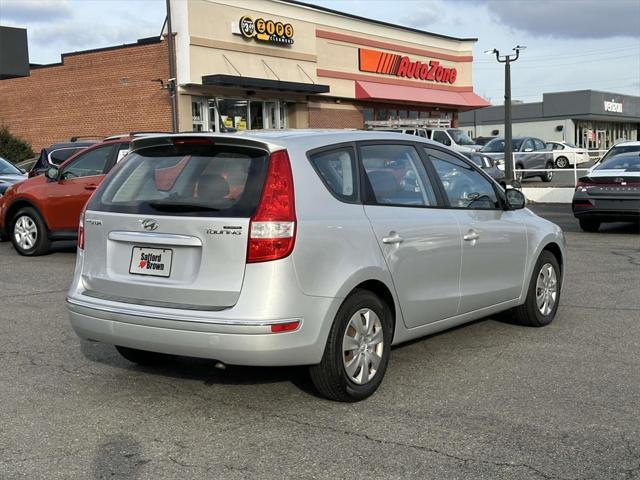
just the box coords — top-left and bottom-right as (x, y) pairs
(535, 263), (558, 316)
(342, 308), (384, 385)
(13, 215), (38, 251)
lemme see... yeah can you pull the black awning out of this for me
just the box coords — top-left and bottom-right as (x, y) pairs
(201, 74), (329, 94)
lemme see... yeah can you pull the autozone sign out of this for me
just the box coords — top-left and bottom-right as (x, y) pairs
(358, 48), (458, 84)
(603, 99), (623, 113)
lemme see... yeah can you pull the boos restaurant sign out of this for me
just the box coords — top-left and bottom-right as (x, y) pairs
(358, 48), (458, 84)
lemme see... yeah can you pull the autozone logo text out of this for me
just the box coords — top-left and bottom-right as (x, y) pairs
(358, 48), (458, 84)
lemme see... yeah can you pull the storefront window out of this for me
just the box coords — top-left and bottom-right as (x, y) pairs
(217, 99), (248, 130)
(408, 111), (419, 119)
(362, 108), (374, 122)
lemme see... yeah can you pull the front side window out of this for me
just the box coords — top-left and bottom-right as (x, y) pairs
(447, 129), (475, 146)
(62, 145), (114, 179)
(533, 139), (547, 151)
(427, 148), (500, 210)
(522, 139), (535, 151)
(89, 143), (268, 218)
(361, 144), (436, 207)
(432, 131), (451, 146)
(309, 147), (357, 201)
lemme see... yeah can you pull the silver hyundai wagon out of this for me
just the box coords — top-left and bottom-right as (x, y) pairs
(67, 131), (565, 401)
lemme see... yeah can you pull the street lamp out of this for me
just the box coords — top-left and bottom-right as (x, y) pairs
(484, 45), (525, 182)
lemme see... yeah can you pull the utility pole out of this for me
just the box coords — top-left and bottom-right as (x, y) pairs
(485, 45), (525, 182)
(165, 0), (178, 133)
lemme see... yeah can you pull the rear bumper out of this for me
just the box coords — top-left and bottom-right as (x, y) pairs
(67, 294), (337, 367)
(572, 194), (640, 221)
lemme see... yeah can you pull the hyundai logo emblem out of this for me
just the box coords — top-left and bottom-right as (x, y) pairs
(141, 219), (159, 231)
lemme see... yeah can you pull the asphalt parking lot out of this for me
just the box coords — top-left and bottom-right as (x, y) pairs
(1, 205), (639, 479)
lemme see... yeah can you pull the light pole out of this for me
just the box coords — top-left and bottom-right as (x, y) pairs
(165, 0), (178, 133)
(485, 45), (525, 182)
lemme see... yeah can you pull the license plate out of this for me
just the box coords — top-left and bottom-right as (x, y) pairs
(129, 247), (173, 277)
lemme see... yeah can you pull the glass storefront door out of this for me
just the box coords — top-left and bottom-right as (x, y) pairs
(263, 101), (279, 129)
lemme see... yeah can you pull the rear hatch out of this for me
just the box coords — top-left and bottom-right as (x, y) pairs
(81, 137), (270, 310)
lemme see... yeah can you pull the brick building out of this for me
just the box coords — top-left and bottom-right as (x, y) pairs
(1, 0), (489, 147)
(0, 37), (171, 151)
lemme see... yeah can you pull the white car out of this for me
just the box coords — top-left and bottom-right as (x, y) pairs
(546, 141), (590, 169)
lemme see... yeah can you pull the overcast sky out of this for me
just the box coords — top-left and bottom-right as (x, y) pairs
(1, 0), (639, 104)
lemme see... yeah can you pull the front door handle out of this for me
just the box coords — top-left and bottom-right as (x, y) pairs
(382, 232), (404, 244)
(84, 185), (97, 191)
(463, 229), (480, 242)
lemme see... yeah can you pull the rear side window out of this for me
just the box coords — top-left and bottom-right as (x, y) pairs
(89, 143), (268, 217)
(309, 147), (357, 201)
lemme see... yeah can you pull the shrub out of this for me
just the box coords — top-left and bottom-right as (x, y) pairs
(0, 126), (35, 163)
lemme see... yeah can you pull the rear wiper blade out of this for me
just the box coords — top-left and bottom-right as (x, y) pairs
(148, 202), (221, 212)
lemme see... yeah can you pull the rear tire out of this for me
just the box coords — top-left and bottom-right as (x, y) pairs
(555, 156), (569, 169)
(116, 346), (174, 366)
(511, 250), (561, 327)
(309, 289), (392, 402)
(542, 162), (554, 182)
(10, 207), (51, 256)
(579, 218), (600, 232)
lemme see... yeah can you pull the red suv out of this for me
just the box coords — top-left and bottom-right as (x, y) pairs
(0, 138), (131, 255)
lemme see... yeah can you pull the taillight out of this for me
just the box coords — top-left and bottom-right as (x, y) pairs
(78, 211), (85, 250)
(247, 149), (296, 263)
(575, 177), (593, 190)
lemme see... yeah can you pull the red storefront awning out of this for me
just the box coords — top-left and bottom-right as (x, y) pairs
(355, 80), (490, 111)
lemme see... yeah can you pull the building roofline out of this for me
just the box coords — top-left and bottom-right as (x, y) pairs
(29, 36), (162, 70)
(275, 0), (478, 42)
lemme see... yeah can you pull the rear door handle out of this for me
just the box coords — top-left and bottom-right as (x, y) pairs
(382, 232), (404, 244)
(463, 229), (480, 242)
(84, 185), (97, 191)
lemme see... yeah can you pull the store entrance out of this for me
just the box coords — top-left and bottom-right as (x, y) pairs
(264, 101), (279, 129)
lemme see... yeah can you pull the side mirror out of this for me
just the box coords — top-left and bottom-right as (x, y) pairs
(505, 188), (526, 210)
(45, 166), (60, 181)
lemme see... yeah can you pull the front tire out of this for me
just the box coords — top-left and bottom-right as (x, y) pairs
(512, 250), (561, 327)
(542, 162), (554, 182)
(116, 346), (174, 366)
(309, 289), (392, 402)
(10, 207), (51, 256)
(579, 218), (600, 232)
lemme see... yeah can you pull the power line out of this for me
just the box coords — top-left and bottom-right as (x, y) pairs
(474, 44), (640, 63)
(474, 52), (640, 69)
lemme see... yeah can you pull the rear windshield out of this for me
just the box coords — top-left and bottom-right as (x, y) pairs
(595, 155), (640, 171)
(600, 145), (640, 164)
(88, 143), (269, 217)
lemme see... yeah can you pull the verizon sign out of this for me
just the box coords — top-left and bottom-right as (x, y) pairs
(604, 99), (623, 113)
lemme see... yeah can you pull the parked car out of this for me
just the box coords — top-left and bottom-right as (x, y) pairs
(0, 138), (131, 255)
(481, 136), (555, 182)
(546, 141), (590, 169)
(572, 152), (640, 232)
(460, 151), (506, 184)
(590, 141), (640, 171)
(66, 131), (565, 402)
(15, 157), (38, 173)
(28, 140), (98, 178)
(0, 156), (27, 196)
